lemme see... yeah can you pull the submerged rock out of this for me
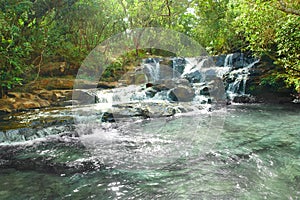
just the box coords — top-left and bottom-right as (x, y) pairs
(0, 138), (105, 175)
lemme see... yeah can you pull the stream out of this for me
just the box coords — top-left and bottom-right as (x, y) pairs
(0, 55), (300, 199)
(0, 103), (299, 199)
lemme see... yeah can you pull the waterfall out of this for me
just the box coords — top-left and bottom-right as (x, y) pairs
(181, 58), (195, 77)
(144, 59), (160, 83)
(224, 53), (234, 67)
(95, 55), (259, 106)
(171, 58), (185, 79)
(95, 85), (147, 107)
(226, 59), (259, 98)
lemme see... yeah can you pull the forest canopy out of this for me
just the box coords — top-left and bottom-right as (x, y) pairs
(0, 0), (299, 97)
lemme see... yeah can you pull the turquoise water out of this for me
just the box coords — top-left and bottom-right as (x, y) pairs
(0, 104), (299, 199)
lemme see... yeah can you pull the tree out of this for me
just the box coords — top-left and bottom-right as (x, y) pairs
(0, 0), (35, 97)
(231, 0), (300, 93)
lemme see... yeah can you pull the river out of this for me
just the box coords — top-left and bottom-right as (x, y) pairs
(0, 103), (299, 199)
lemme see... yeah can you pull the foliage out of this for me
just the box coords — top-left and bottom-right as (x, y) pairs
(231, 0), (300, 93)
(0, 0), (299, 97)
(275, 15), (300, 92)
(193, 0), (238, 53)
(0, 0), (35, 97)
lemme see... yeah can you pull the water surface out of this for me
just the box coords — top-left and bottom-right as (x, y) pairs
(0, 104), (299, 199)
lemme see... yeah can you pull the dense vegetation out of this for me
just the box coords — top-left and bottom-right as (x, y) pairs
(0, 0), (299, 98)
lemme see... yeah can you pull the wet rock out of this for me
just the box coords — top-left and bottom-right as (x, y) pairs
(183, 69), (202, 83)
(171, 57), (186, 74)
(101, 102), (179, 122)
(150, 79), (190, 92)
(101, 112), (116, 122)
(146, 83), (154, 88)
(168, 86), (195, 102)
(212, 54), (226, 67)
(200, 87), (210, 96)
(144, 87), (158, 98)
(232, 95), (257, 103)
(141, 103), (177, 118)
(0, 140), (105, 175)
(152, 84), (169, 92)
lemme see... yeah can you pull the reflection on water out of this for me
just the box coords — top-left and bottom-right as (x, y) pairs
(0, 104), (299, 199)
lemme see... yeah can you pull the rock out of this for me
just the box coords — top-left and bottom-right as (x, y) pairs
(212, 54), (226, 67)
(171, 57), (186, 74)
(0, 89), (74, 113)
(150, 79), (190, 92)
(119, 71), (148, 85)
(21, 93), (36, 99)
(174, 78), (190, 86)
(152, 84), (169, 92)
(7, 92), (22, 99)
(0, 141), (105, 175)
(101, 112), (116, 122)
(144, 87), (158, 98)
(146, 83), (154, 88)
(293, 98), (300, 104)
(183, 69), (202, 83)
(204, 69), (217, 80)
(198, 58), (214, 68)
(232, 95), (257, 103)
(97, 81), (117, 89)
(200, 87), (210, 95)
(158, 64), (174, 80)
(73, 90), (97, 105)
(168, 86), (195, 102)
(0, 105), (12, 114)
(36, 98), (51, 107)
(16, 99), (41, 110)
(100, 102), (179, 122)
(36, 90), (53, 100)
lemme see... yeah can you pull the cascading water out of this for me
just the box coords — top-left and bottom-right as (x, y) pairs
(224, 53), (234, 67)
(143, 59), (160, 83)
(84, 54), (259, 115)
(171, 58), (185, 79)
(226, 59), (260, 99)
(2, 53), (299, 200)
(94, 55), (259, 108)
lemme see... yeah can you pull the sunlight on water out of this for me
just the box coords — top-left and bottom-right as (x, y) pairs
(0, 104), (299, 199)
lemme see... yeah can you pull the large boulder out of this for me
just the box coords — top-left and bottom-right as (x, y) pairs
(100, 102), (179, 122)
(168, 85), (195, 102)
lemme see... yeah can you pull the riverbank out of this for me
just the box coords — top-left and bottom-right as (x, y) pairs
(1, 55), (299, 115)
(0, 77), (119, 114)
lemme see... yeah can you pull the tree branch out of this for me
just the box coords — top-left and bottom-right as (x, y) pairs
(277, 0), (300, 16)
